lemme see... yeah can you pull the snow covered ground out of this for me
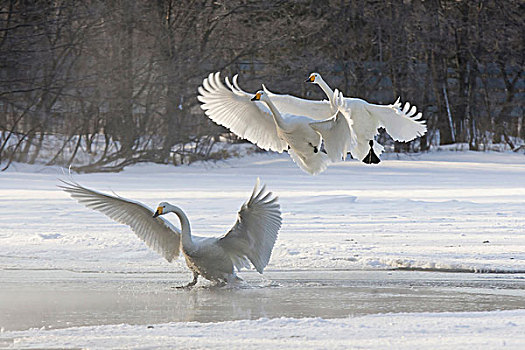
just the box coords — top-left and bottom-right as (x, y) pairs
(3, 310), (525, 349)
(1, 150), (524, 348)
(1, 150), (524, 273)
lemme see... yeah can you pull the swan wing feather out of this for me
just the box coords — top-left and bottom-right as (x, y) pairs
(59, 180), (181, 262)
(218, 179), (281, 273)
(309, 89), (358, 162)
(310, 114), (353, 162)
(198, 72), (287, 152)
(364, 99), (427, 142)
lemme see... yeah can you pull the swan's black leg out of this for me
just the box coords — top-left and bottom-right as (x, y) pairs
(308, 142), (319, 154)
(362, 140), (381, 164)
(175, 272), (199, 289)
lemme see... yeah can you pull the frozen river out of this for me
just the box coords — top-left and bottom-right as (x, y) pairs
(1, 152), (525, 348)
(1, 269), (524, 332)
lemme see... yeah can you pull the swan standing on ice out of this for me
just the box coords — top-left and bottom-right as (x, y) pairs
(60, 179), (281, 288)
(306, 73), (427, 164)
(198, 72), (355, 175)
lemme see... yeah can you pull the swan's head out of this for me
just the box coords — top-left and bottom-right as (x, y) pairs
(306, 72), (321, 84)
(250, 90), (267, 102)
(153, 201), (170, 218)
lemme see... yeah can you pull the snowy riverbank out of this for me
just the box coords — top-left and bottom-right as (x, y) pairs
(1, 150), (524, 273)
(3, 310), (525, 349)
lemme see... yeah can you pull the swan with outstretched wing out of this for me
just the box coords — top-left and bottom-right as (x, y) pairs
(307, 73), (427, 164)
(60, 179), (281, 288)
(250, 89), (356, 174)
(198, 72), (356, 174)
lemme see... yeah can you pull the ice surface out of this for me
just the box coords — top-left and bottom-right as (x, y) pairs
(1, 269), (523, 332)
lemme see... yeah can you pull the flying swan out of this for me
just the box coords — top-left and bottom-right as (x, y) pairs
(306, 73), (427, 164)
(197, 72), (356, 175)
(59, 179), (281, 288)
(251, 89), (356, 174)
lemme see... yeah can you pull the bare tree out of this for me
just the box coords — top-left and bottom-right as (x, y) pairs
(1, 0), (523, 171)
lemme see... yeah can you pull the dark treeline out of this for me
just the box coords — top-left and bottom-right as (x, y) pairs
(0, 0), (523, 171)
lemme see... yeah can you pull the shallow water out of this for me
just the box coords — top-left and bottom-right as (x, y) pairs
(1, 269), (524, 331)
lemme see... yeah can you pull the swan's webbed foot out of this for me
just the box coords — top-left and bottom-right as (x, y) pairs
(214, 281), (227, 288)
(362, 140), (381, 164)
(174, 272), (198, 289)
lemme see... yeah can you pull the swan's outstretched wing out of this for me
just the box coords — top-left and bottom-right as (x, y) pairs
(217, 179), (281, 273)
(262, 84), (334, 121)
(364, 98), (427, 142)
(197, 72), (287, 152)
(310, 90), (358, 162)
(59, 180), (181, 262)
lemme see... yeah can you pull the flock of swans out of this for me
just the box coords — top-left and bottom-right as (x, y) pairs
(198, 72), (427, 174)
(60, 71), (427, 288)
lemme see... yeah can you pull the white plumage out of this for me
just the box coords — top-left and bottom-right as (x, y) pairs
(198, 72), (287, 153)
(198, 72), (356, 174)
(307, 73), (427, 163)
(255, 89), (356, 174)
(59, 179), (281, 287)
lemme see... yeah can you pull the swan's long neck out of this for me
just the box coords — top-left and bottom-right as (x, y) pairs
(317, 77), (334, 100)
(262, 96), (289, 131)
(167, 204), (194, 249)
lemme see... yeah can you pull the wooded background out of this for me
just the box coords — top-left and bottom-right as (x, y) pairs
(1, 0), (523, 171)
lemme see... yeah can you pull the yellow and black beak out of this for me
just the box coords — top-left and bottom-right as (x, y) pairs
(153, 206), (163, 218)
(251, 92), (262, 101)
(305, 75), (315, 83)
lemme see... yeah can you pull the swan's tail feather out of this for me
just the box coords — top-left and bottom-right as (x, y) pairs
(288, 148), (330, 175)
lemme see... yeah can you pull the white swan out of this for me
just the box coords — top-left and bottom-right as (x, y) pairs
(197, 72), (355, 174)
(252, 89), (357, 174)
(306, 73), (427, 164)
(59, 179), (281, 288)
